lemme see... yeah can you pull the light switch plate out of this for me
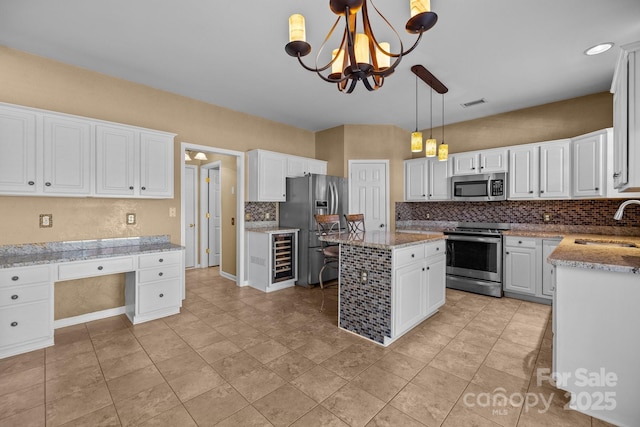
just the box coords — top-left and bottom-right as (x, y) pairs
(39, 214), (53, 228)
(126, 213), (136, 225)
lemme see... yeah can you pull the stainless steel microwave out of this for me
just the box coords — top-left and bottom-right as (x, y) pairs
(452, 172), (507, 201)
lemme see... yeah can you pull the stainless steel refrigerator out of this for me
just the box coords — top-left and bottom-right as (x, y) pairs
(279, 174), (348, 287)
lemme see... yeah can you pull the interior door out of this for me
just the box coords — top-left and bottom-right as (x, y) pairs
(184, 165), (197, 268)
(349, 161), (388, 231)
(208, 168), (221, 266)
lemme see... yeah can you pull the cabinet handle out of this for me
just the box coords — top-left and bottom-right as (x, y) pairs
(28, 181), (35, 186)
(45, 182), (51, 187)
(613, 172), (620, 178)
(11, 322), (18, 327)
(129, 186), (134, 190)
(97, 266), (104, 270)
(11, 276), (19, 281)
(141, 186), (146, 190)
(159, 258), (164, 263)
(159, 293), (164, 298)
(11, 295), (18, 300)
(158, 272), (164, 277)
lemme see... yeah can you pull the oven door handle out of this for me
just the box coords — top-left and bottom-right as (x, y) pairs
(445, 234), (502, 244)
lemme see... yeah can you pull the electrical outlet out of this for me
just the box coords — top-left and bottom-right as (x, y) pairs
(169, 207), (176, 217)
(543, 213), (551, 222)
(426, 213), (430, 219)
(245, 213), (251, 221)
(126, 213), (136, 225)
(360, 269), (368, 284)
(265, 213), (270, 219)
(39, 214), (53, 228)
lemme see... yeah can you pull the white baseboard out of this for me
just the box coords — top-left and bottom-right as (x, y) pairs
(219, 270), (237, 282)
(54, 306), (127, 329)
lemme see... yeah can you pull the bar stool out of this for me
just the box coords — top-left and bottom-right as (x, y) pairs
(344, 213), (365, 233)
(314, 214), (341, 312)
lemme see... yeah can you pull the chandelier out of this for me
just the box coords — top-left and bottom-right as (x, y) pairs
(285, 0), (438, 93)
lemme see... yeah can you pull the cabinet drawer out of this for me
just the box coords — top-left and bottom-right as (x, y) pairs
(138, 280), (180, 315)
(138, 251), (182, 269)
(0, 283), (50, 308)
(58, 256), (134, 280)
(425, 240), (446, 258)
(504, 236), (537, 249)
(0, 300), (51, 347)
(395, 245), (426, 268)
(138, 265), (181, 284)
(0, 265), (51, 286)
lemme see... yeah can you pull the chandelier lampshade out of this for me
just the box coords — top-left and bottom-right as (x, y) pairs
(285, 0), (438, 93)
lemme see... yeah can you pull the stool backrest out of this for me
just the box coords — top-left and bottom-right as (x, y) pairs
(315, 214), (341, 237)
(345, 213), (365, 233)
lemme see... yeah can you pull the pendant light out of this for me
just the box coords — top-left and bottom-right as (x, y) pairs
(411, 75), (423, 153)
(425, 86), (437, 157)
(194, 152), (208, 161)
(438, 93), (448, 161)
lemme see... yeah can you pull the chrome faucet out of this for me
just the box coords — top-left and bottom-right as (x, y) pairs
(613, 200), (640, 220)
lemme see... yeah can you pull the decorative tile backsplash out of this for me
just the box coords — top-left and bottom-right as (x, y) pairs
(396, 199), (640, 228)
(244, 202), (278, 223)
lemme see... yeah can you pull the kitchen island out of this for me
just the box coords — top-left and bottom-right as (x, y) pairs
(320, 230), (446, 346)
(548, 234), (640, 427)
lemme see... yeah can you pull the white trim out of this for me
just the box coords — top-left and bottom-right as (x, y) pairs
(184, 164), (198, 268)
(54, 306), (127, 329)
(219, 270), (238, 283)
(199, 161), (221, 269)
(347, 159), (391, 231)
(181, 142), (245, 287)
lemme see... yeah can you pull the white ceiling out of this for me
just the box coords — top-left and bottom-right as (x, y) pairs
(1, 0), (639, 132)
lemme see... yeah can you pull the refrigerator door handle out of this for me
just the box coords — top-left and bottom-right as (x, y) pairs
(329, 182), (336, 215)
(333, 182), (339, 215)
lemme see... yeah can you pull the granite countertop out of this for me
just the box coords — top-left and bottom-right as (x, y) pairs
(548, 234), (640, 275)
(246, 227), (300, 234)
(0, 236), (184, 269)
(319, 230), (445, 250)
(503, 230), (564, 239)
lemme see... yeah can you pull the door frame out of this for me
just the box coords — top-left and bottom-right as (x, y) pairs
(184, 164), (198, 268)
(181, 142), (245, 286)
(347, 159), (390, 231)
(199, 161), (221, 269)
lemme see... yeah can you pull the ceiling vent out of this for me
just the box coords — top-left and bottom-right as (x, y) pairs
(461, 98), (487, 108)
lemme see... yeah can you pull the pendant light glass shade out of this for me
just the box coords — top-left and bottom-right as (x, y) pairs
(194, 152), (208, 161)
(410, 0), (431, 17)
(411, 131), (423, 152)
(438, 92), (448, 161)
(184, 151), (192, 161)
(425, 138), (437, 157)
(289, 14), (306, 43)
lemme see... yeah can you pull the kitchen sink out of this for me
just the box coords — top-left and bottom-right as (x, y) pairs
(574, 239), (638, 248)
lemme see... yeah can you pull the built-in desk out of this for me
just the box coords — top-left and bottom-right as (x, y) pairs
(0, 236), (184, 359)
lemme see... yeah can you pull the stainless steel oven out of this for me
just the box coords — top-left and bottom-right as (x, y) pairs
(444, 222), (510, 297)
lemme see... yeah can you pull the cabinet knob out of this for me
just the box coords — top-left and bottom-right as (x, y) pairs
(436, 247), (440, 251)
(28, 181), (35, 186)
(595, 187), (599, 191)
(422, 194), (426, 197)
(506, 251), (510, 255)
(45, 182), (51, 187)
(429, 194), (432, 197)
(613, 172), (620, 178)
(282, 194), (285, 197)
(129, 186), (134, 190)
(11, 276), (19, 281)
(141, 186), (146, 190)
(529, 191), (534, 194)
(97, 266), (104, 270)
(158, 272), (164, 277)
(11, 295), (18, 300)
(540, 190), (544, 194)
(427, 267), (430, 270)
(411, 254), (415, 258)
(518, 241), (523, 244)
(10, 322), (18, 327)
(422, 268), (425, 271)
(159, 293), (164, 298)
(471, 167), (476, 170)
(159, 258), (164, 263)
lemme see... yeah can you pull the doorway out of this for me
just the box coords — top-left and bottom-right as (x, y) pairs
(181, 143), (245, 286)
(200, 161), (221, 268)
(348, 160), (389, 232)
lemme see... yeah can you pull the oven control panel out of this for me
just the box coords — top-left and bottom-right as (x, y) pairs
(491, 179), (504, 197)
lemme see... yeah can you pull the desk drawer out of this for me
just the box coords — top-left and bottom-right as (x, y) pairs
(0, 284), (50, 308)
(58, 256), (134, 280)
(138, 265), (181, 284)
(395, 244), (426, 268)
(426, 240), (446, 258)
(0, 301), (51, 347)
(138, 280), (180, 315)
(0, 266), (51, 287)
(504, 236), (537, 249)
(138, 251), (182, 269)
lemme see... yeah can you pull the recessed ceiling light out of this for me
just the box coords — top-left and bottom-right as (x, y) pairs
(584, 42), (614, 56)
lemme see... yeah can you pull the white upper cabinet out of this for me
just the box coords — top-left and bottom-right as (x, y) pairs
(572, 131), (605, 198)
(509, 139), (570, 200)
(42, 115), (93, 195)
(286, 156), (327, 177)
(428, 159), (451, 200)
(0, 102), (175, 199)
(451, 148), (508, 176)
(404, 158), (450, 201)
(0, 105), (38, 194)
(509, 145), (539, 199)
(611, 41), (640, 192)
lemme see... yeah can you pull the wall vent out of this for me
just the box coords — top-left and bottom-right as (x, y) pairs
(461, 98), (487, 108)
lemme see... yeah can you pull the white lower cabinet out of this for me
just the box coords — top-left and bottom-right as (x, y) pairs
(0, 265), (53, 359)
(393, 240), (446, 338)
(503, 236), (560, 302)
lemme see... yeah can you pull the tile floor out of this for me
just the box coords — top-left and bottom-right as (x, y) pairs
(0, 267), (618, 426)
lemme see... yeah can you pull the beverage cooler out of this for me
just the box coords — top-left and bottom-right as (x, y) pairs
(246, 229), (299, 293)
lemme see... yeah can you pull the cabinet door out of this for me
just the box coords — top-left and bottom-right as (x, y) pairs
(95, 124), (136, 196)
(404, 159), (427, 201)
(286, 156), (307, 177)
(139, 131), (174, 198)
(572, 134), (604, 198)
(540, 140), (570, 198)
(428, 159), (450, 200)
(480, 149), (508, 173)
(504, 246), (537, 295)
(307, 159), (327, 175)
(541, 240), (559, 297)
(394, 261), (425, 337)
(425, 256), (446, 314)
(42, 115), (92, 195)
(0, 107), (38, 194)
(451, 153), (478, 176)
(259, 151), (287, 201)
(509, 146), (538, 199)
